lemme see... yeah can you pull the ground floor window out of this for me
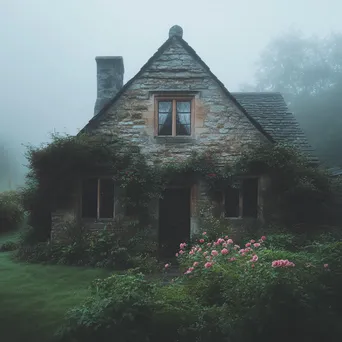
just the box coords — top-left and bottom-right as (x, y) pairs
(81, 178), (115, 219)
(223, 177), (259, 218)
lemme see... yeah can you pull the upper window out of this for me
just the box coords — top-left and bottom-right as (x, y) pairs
(224, 178), (259, 218)
(157, 98), (192, 136)
(81, 178), (115, 219)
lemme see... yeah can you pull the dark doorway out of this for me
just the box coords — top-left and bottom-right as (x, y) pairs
(242, 178), (258, 218)
(159, 187), (191, 258)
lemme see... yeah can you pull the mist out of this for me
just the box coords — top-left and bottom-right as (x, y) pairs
(2, 0), (342, 190)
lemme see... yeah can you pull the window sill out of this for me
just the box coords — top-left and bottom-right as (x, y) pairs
(224, 216), (259, 220)
(154, 136), (196, 144)
(81, 218), (115, 222)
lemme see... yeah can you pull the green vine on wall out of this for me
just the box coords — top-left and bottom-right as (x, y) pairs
(21, 133), (338, 241)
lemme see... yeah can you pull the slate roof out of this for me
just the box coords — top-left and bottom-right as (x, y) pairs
(327, 167), (342, 177)
(232, 92), (319, 163)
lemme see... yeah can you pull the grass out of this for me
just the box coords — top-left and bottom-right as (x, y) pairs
(0, 229), (20, 244)
(0, 233), (111, 342)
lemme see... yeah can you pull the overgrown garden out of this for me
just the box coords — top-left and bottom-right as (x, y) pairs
(1, 132), (342, 341)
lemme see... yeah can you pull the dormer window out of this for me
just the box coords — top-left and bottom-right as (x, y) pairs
(156, 97), (193, 136)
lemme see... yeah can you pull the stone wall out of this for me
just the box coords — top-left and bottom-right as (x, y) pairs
(90, 38), (269, 165)
(51, 36), (271, 241)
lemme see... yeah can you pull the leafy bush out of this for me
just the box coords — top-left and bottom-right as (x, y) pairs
(55, 231), (342, 342)
(168, 232), (342, 341)
(237, 143), (338, 226)
(56, 274), (156, 342)
(0, 190), (24, 232)
(0, 240), (19, 252)
(17, 226), (162, 273)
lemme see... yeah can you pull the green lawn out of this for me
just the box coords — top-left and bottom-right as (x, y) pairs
(0, 238), (111, 342)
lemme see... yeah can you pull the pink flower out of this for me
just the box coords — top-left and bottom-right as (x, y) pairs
(189, 250), (194, 255)
(207, 243), (212, 247)
(204, 262), (213, 268)
(164, 263), (170, 268)
(227, 239), (234, 244)
(180, 243), (187, 249)
(225, 235), (229, 239)
(251, 254), (258, 262)
(184, 267), (194, 274)
(221, 248), (229, 255)
(199, 239), (204, 243)
(216, 238), (225, 244)
(324, 264), (329, 269)
(175, 253), (179, 257)
(239, 249), (245, 254)
(261, 236), (267, 241)
(211, 250), (219, 256)
(229, 257), (236, 262)
(250, 239), (255, 243)
(253, 243), (261, 248)
(203, 251), (208, 256)
(198, 248), (202, 252)
(179, 250), (184, 255)
(203, 232), (207, 235)
(193, 262), (199, 267)
(272, 259), (295, 268)
(222, 242), (227, 247)
(245, 243), (251, 247)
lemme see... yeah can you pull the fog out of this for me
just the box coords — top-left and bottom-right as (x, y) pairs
(1, 0), (342, 190)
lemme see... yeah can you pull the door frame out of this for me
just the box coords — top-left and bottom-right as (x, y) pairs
(158, 185), (194, 257)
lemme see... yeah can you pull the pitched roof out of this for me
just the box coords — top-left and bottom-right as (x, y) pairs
(231, 92), (319, 163)
(81, 35), (274, 142)
(81, 30), (317, 163)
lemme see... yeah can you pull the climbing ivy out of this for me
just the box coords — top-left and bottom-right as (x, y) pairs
(21, 133), (337, 242)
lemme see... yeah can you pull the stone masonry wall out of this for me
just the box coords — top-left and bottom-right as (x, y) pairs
(51, 37), (271, 241)
(90, 38), (270, 165)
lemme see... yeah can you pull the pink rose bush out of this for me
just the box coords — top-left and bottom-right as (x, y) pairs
(173, 234), (272, 276)
(169, 233), (337, 280)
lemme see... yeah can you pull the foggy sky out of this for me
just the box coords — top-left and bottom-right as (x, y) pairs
(1, 0), (342, 187)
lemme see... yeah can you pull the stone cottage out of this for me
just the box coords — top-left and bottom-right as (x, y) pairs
(51, 25), (316, 256)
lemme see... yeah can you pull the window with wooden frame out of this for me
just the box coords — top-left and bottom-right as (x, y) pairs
(81, 178), (115, 219)
(223, 178), (259, 218)
(155, 97), (193, 136)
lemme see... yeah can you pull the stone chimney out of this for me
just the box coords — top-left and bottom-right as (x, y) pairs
(94, 56), (124, 116)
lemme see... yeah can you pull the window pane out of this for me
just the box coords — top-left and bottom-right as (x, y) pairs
(176, 101), (191, 113)
(176, 101), (191, 136)
(81, 178), (98, 218)
(99, 179), (115, 218)
(242, 178), (258, 218)
(224, 186), (240, 217)
(158, 101), (172, 135)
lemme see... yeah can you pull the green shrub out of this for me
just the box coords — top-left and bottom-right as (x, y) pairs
(0, 190), (24, 232)
(56, 274), (156, 342)
(56, 273), (225, 342)
(17, 225), (162, 272)
(55, 231), (342, 342)
(169, 232), (342, 342)
(0, 240), (19, 252)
